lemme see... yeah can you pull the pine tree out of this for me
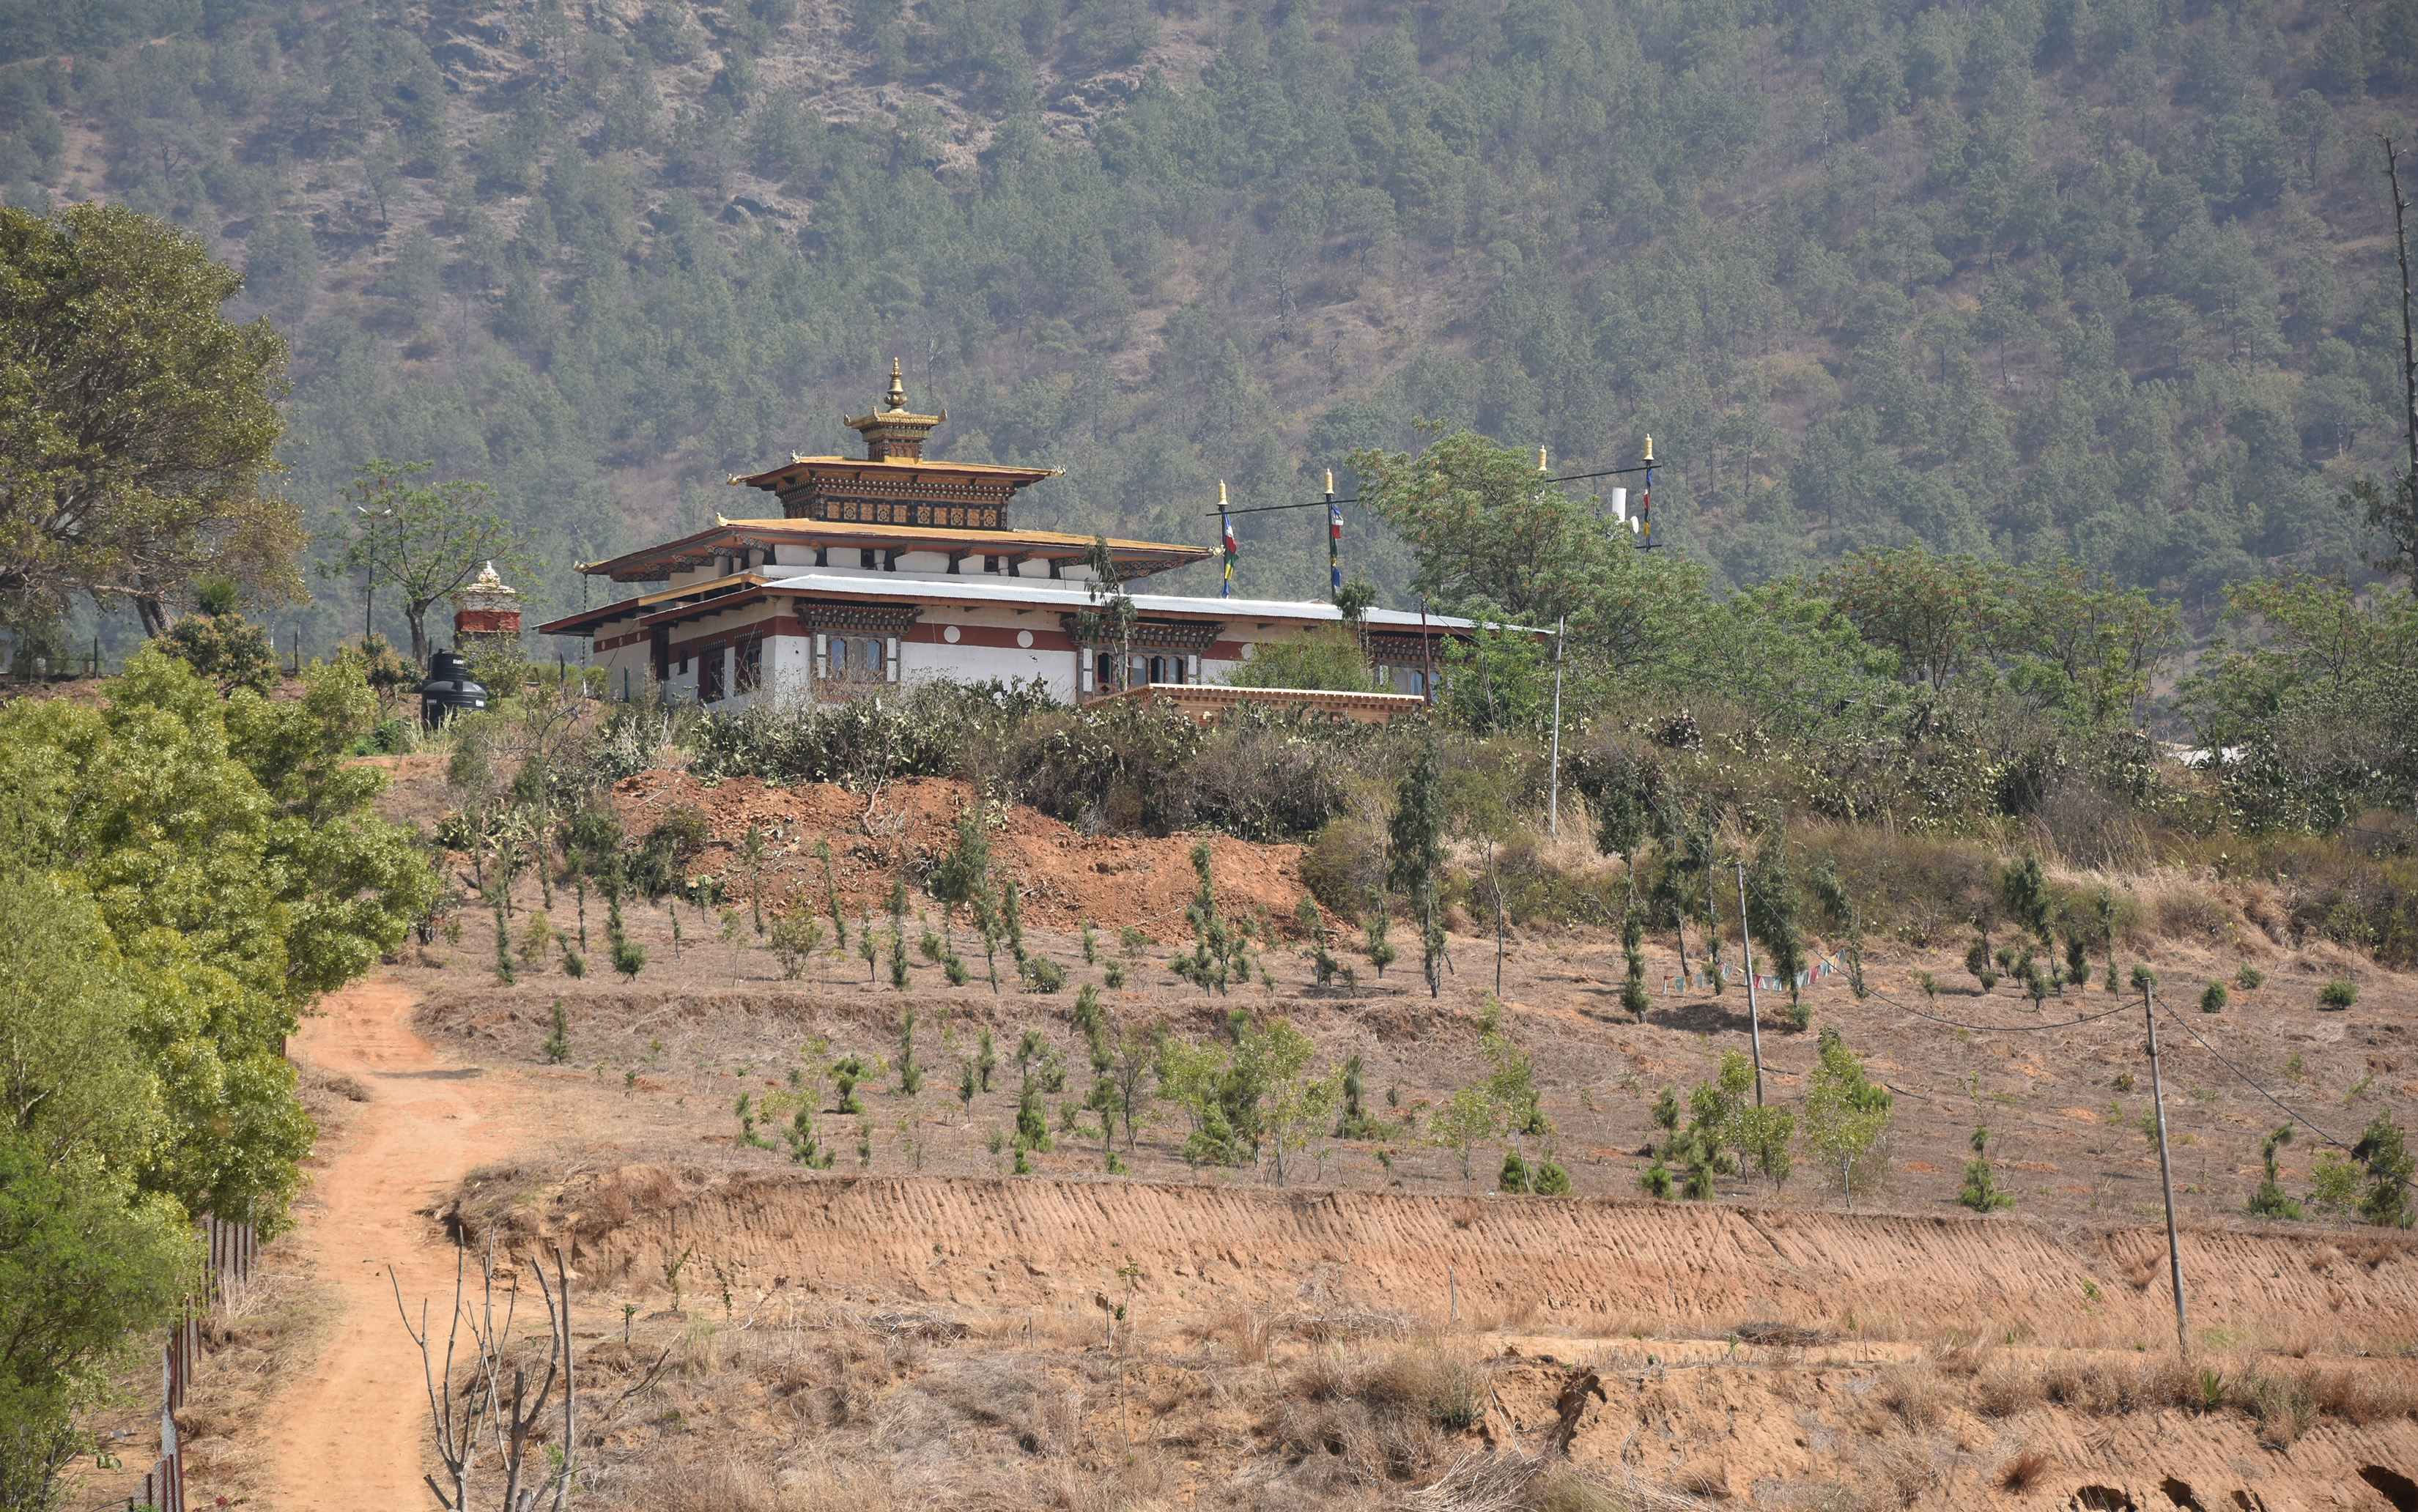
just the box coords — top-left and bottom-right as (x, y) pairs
(1387, 728), (1447, 998)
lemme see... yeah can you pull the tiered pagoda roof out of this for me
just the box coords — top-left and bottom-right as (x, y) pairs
(573, 363), (1210, 586)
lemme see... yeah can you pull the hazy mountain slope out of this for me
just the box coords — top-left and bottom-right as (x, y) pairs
(1, 0), (2414, 646)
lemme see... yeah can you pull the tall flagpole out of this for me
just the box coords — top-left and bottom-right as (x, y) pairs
(1219, 481), (1236, 599)
(1638, 435), (1654, 549)
(1326, 470), (1342, 600)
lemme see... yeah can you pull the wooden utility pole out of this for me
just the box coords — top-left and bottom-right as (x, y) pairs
(1546, 615), (1567, 838)
(1737, 861), (1766, 1108)
(2385, 138), (2417, 486)
(2143, 982), (2189, 1358)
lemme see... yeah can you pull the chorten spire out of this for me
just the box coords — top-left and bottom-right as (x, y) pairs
(844, 359), (945, 461)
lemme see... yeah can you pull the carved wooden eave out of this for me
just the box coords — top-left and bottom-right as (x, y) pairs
(1059, 614), (1224, 652)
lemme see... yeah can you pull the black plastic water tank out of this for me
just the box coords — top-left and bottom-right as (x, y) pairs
(419, 650), (489, 725)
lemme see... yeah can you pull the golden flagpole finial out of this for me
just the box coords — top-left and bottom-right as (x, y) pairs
(1324, 469), (1335, 495)
(1643, 434), (1654, 463)
(1538, 446), (1549, 473)
(1219, 481), (1228, 505)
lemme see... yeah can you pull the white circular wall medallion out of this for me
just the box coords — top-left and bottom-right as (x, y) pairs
(942, 625), (962, 644)
(1016, 629), (1035, 648)
(1239, 642), (1255, 660)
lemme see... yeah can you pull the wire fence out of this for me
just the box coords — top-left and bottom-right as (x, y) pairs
(130, 1214), (257, 1512)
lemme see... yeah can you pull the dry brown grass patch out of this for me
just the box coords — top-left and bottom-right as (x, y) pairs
(1995, 1449), (2052, 1492)
(1974, 1359), (2043, 1418)
(1870, 1363), (1945, 1429)
(2301, 1365), (2418, 1426)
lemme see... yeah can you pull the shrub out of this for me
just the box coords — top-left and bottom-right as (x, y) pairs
(2200, 981), (2228, 1013)
(2319, 978), (2359, 1009)
(687, 677), (1057, 788)
(1427, 1357), (1484, 1431)
(1498, 1152), (1571, 1196)
(2236, 965), (2266, 990)
(769, 909), (822, 979)
(160, 607), (276, 693)
(1024, 955), (1065, 993)
(2234, 1368), (2315, 1446)
(2249, 1124), (2304, 1220)
(1959, 1158), (2014, 1212)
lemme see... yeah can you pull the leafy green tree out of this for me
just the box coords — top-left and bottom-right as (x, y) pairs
(0, 1137), (199, 1511)
(1156, 1032), (1238, 1166)
(159, 578), (277, 694)
(928, 808), (991, 942)
(1803, 1026), (1894, 1210)
(2175, 575), (2418, 830)
(1350, 430), (1714, 686)
(2000, 851), (2057, 954)
(1745, 823), (1808, 1023)
(0, 203), (300, 638)
(0, 647), (432, 1227)
(1816, 546), (2001, 691)
(0, 871), (162, 1176)
(1997, 557), (2184, 724)
(1387, 726), (1446, 997)
(1361, 891), (1397, 979)
(1071, 534), (1140, 693)
(1350, 429), (1619, 631)
(329, 460), (535, 667)
(2351, 1116), (2415, 1228)
(1257, 1018), (1334, 1185)
(1224, 623), (1371, 691)
(1428, 1086), (1497, 1183)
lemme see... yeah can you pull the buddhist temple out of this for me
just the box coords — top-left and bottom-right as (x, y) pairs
(537, 363), (1469, 708)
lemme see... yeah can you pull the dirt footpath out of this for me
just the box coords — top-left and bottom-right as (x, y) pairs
(270, 977), (530, 1511)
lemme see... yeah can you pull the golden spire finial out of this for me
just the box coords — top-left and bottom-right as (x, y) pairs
(885, 357), (907, 412)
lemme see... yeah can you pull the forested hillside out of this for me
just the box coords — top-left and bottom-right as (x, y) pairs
(1, 0), (2414, 640)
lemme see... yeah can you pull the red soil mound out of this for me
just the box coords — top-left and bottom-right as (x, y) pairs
(607, 772), (1311, 940)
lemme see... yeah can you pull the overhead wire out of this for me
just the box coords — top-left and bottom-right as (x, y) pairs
(1729, 866), (2135, 1032)
(1202, 461), (1657, 516)
(2151, 995), (2405, 1190)
(1719, 861), (2403, 1193)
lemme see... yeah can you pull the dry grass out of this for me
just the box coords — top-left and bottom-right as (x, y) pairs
(416, 1277), (2418, 1512)
(1858, 1437), (1945, 1508)
(1203, 1308), (1271, 1364)
(1995, 1449), (2052, 1492)
(2302, 1363), (2418, 1425)
(1974, 1358), (2044, 1418)
(303, 1064), (373, 1102)
(1869, 1363), (1944, 1429)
